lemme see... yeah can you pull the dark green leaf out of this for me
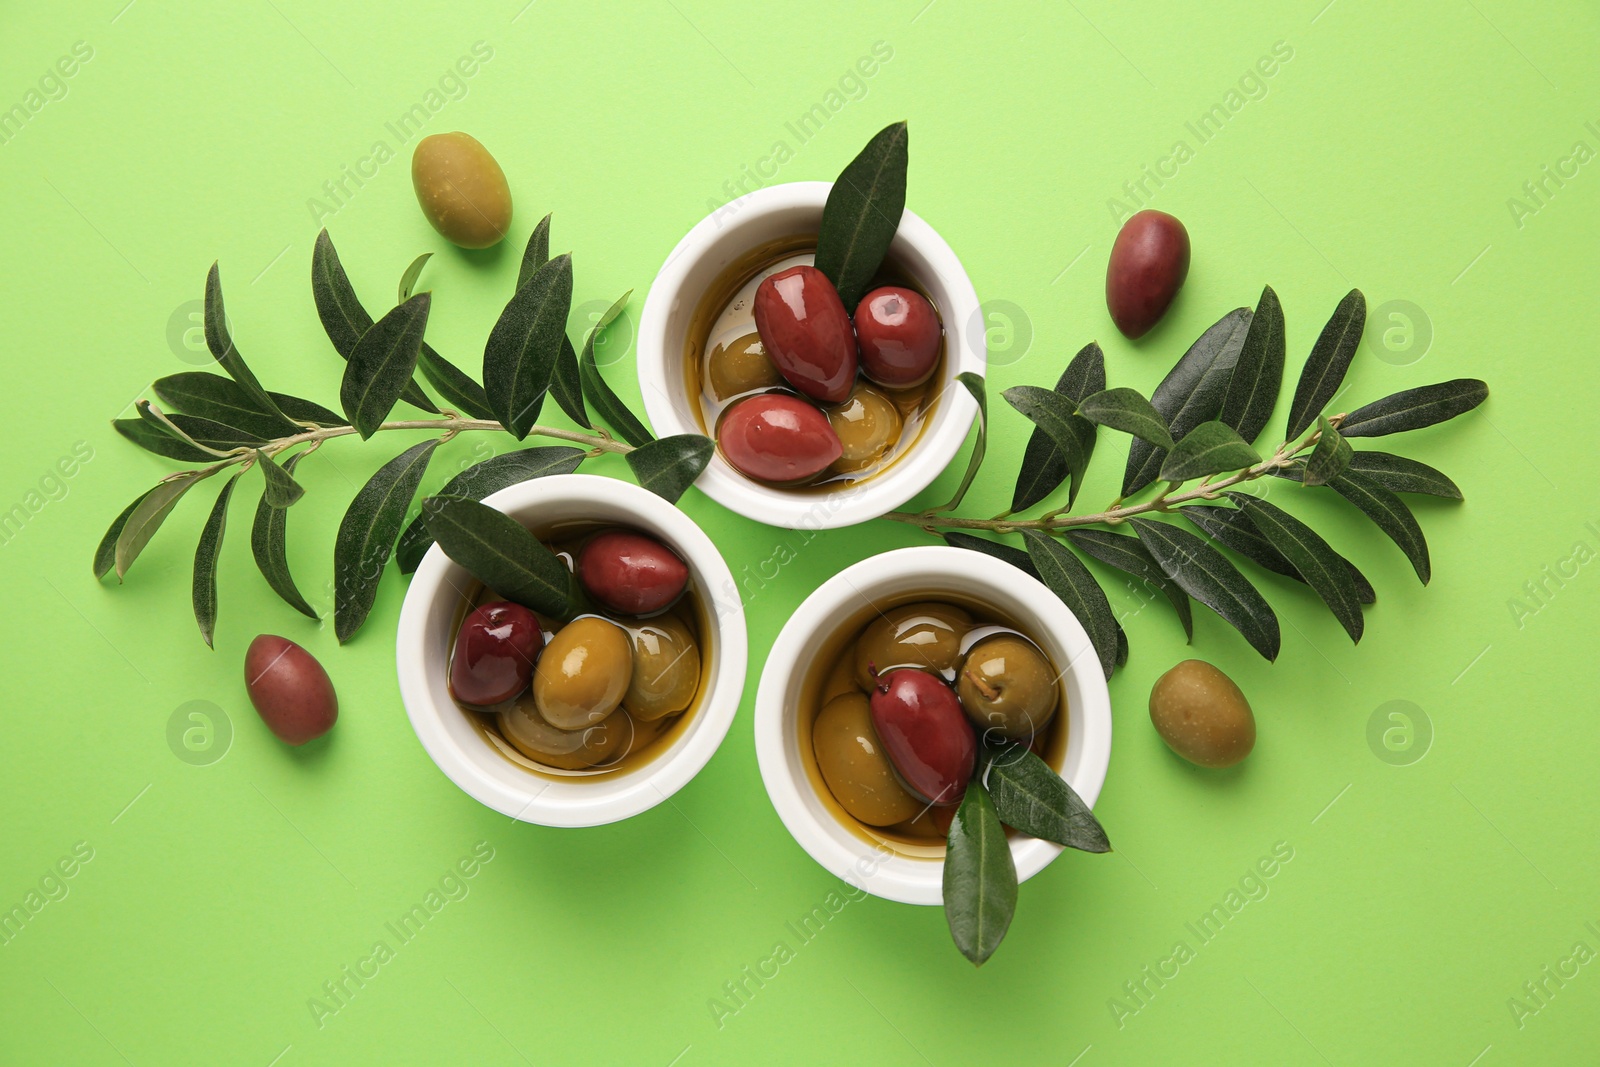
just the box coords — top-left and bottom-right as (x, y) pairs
(1020, 530), (1119, 680)
(94, 489), (155, 580)
(1338, 378), (1489, 438)
(333, 440), (438, 642)
(1228, 494), (1364, 642)
(935, 373), (987, 511)
(167, 415), (265, 451)
(1302, 415), (1352, 486)
(580, 324), (654, 448)
(983, 742), (1110, 852)
(517, 212), (552, 290)
(256, 450), (304, 507)
(1065, 528), (1192, 640)
(1115, 623), (1129, 666)
(1128, 517), (1280, 661)
(250, 452), (318, 619)
(1346, 450), (1462, 499)
(550, 334), (590, 428)
(1003, 386), (1091, 490)
(112, 418), (214, 462)
(942, 780), (1016, 967)
(942, 532), (1039, 578)
(1159, 420), (1259, 483)
(1078, 387), (1175, 450)
(191, 473), (241, 648)
(204, 262), (291, 424)
(625, 434), (713, 503)
(398, 252), (431, 303)
(814, 121), (908, 310)
(341, 293), (432, 438)
(271, 392), (347, 427)
(1180, 503), (1375, 604)
(1326, 470), (1430, 584)
(483, 253), (573, 438)
(1011, 343), (1102, 513)
(153, 372), (301, 439)
(311, 229), (438, 414)
(421, 496), (574, 618)
(415, 346), (496, 421)
(1219, 284), (1285, 445)
(115, 472), (205, 579)
(1286, 289), (1365, 439)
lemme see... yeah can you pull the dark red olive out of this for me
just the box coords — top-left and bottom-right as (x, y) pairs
(244, 635), (339, 745)
(577, 529), (689, 615)
(854, 286), (941, 388)
(717, 393), (842, 485)
(449, 601), (544, 706)
(752, 265), (858, 404)
(1106, 209), (1190, 339)
(868, 668), (976, 806)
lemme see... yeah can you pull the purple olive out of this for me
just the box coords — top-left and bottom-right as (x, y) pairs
(449, 601), (544, 706)
(854, 286), (941, 388)
(1106, 210), (1190, 339)
(577, 529), (689, 615)
(752, 265), (858, 404)
(717, 393), (842, 485)
(244, 635), (339, 745)
(868, 668), (976, 806)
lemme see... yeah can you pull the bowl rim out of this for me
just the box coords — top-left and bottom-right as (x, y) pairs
(753, 545), (1113, 905)
(637, 180), (984, 530)
(396, 474), (748, 827)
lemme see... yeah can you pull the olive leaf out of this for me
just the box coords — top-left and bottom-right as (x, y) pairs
(168, 415), (266, 452)
(625, 434), (714, 503)
(1003, 386), (1090, 478)
(1128, 517), (1280, 661)
(1228, 494), (1364, 643)
(273, 393), (347, 427)
(517, 212), (552, 290)
(333, 440), (438, 642)
(416, 348), (496, 421)
(154, 373), (324, 440)
(943, 780), (1016, 968)
(1219, 284), (1285, 445)
(421, 495), (574, 617)
(484, 253), (573, 438)
(113, 417), (220, 463)
(398, 252), (431, 303)
(1346, 450), (1462, 499)
(934, 373), (987, 512)
(114, 472), (206, 580)
(580, 302), (654, 448)
(814, 121), (908, 311)
(1158, 420), (1259, 483)
(1338, 378), (1489, 438)
(1286, 289), (1365, 439)
(204, 262), (295, 429)
(256, 450), (304, 507)
(135, 401), (228, 458)
(1180, 503), (1374, 605)
(550, 335), (590, 428)
(1065, 528), (1192, 640)
(250, 452), (318, 619)
(94, 489), (155, 580)
(983, 742), (1110, 852)
(942, 532), (1040, 578)
(1324, 469), (1430, 584)
(192, 472), (242, 648)
(1020, 530), (1119, 680)
(1077, 388), (1175, 450)
(1011, 342), (1102, 513)
(341, 293), (432, 439)
(1301, 415), (1351, 487)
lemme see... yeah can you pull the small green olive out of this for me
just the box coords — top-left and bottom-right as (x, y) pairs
(533, 616), (633, 730)
(410, 132), (513, 249)
(827, 383), (903, 474)
(622, 614), (701, 722)
(813, 693), (922, 827)
(853, 602), (970, 691)
(957, 634), (1058, 741)
(1149, 659), (1255, 768)
(499, 699), (633, 770)
(708, 332), (782, 400)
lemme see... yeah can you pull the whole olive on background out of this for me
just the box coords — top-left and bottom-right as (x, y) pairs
(244, 635), (338, 746)
(1149, 659), (1255, 768)
(708, 332), (782, 400)
(533, 616), (634, 730)
(852, 602), (970, 691)
(577, 529), (689, 616)
(717, 393), (842, 484)
(449, 601), (544, 707)
(957, 634), (1058, 741)
(813, 693), (922, 827)
(868, 668), (976, 806)
(410, 132), (513, 249)
(826, 383), (902, 474)
(854, 286), (941, 388)
(500, 698), (633, 770)
(752, 265), (858, 404)
(1106, 209), (1190, 339)
(622, 614), (701, 721)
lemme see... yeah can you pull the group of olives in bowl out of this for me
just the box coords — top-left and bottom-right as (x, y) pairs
(448, 525), (707, 774)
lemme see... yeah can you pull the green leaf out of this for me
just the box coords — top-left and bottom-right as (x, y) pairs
(550, 335), (590, 428)
(935, 373), (987, 512)
(1326, 470), (1431, 584)
(625, 434), (713, 503)
(580, 324), (654, 448)
(1115, 623), (1129, 667)
(1020, 530), (1119, 680)
(341, 293), (432, 438)
(1219, 284), (1286, 445)
(396, 446), (587, 574)
(415, 347), (496, 421)
(942, 532), (1040, 579)
(333, 440), (438, 642)
(204, 262), (292, 425)
(517, 212), (552, 290)
(1002, 386), (1092, 490)
(191, 473), (241, 648)
(1065, 528), (1192, 640)
(1181, 503), (1374, 604)
(398, 252), (431, 303)
(943, 780), (1016, 967)
(272, 393), (347, 427)
(153, 372), (303, 439)
(1338, 378), (1489, 438)
(1286, 289), (1366, 439)
(112, 417), (218, 463)
(983, 742), (1110, 852)
(814, 121), (909, 311)
(421, 496), (574, 617)
(1010, 342), (1102, 513)
(1229, 494), (1364, 642)
(1078, 387), (1175, 450)
(311, 229), (438, 414)
(94, 489), (155, 580)
(1346, 450), (1462, 499)
(483, 253), (573, 438)
(1158, 420), (1259, 483)
(115, 472), (205, 580)
(1124, 307), (1253, 495)
(250, 452), (318, 619)
(256, 450), (304, 507)
(1302, 415), (1352, 487)
(1128, 517), (1280, 661)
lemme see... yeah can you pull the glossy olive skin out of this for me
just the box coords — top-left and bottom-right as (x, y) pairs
(852, 602), (970, 691)
(752, 265), (858, 404)
(244, 635), (338, 745)
(854, 286), (941, 388)
(957, 634), (1058, 741)
(813, 693), (922, 827)
(869, 669), (976, 806)
(449, 602), (544, 707)
(623, 614), (701, 721)
(500, 699), (633, 770)
(410, 132), (512, 249)
(577, 529), (689, 616)
(708, 332), (782, 400)
(1149, 659), (1255, 768)
(717, 393), (842, 484)
(827, 383), (902, 474)
(1106, 209), (1190, 339)
(533, 616), (634, 730)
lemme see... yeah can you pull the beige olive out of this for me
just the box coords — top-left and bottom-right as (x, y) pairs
(827, 383), (903, 474)
(622, 614), (701, 722)
(533, 616), (633, 730)
(852, 602), (970, 691)
(500, 699), (633, 770)
(813, 693), (922, 827)
(957, 634), (1058, 741)
(1149, 659), (1255, 768)
(411, 132), (512, 249)
(708, 332), (782, 400)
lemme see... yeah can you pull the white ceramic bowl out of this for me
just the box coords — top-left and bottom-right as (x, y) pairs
(754, 546), (1112, 905)
(396, 475), (748, 827)
(637, 181), (984, 530)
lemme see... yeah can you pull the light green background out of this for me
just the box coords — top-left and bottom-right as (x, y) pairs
(2, 1), (1597, 1063)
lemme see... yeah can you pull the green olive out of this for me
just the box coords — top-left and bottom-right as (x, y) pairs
(957, 634), (1058, 741)
(1148, 659), (1255, 768)
(827, 383), (903, 474)
(852, 602), (970, 691)
(499, 699), (634, 770)
(708, 332), (782, 400)
(410, 132), (512, 249)
(812, 693), (921, 826)
(533, 616), (633, 730)
(622, 614), (701, 721)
